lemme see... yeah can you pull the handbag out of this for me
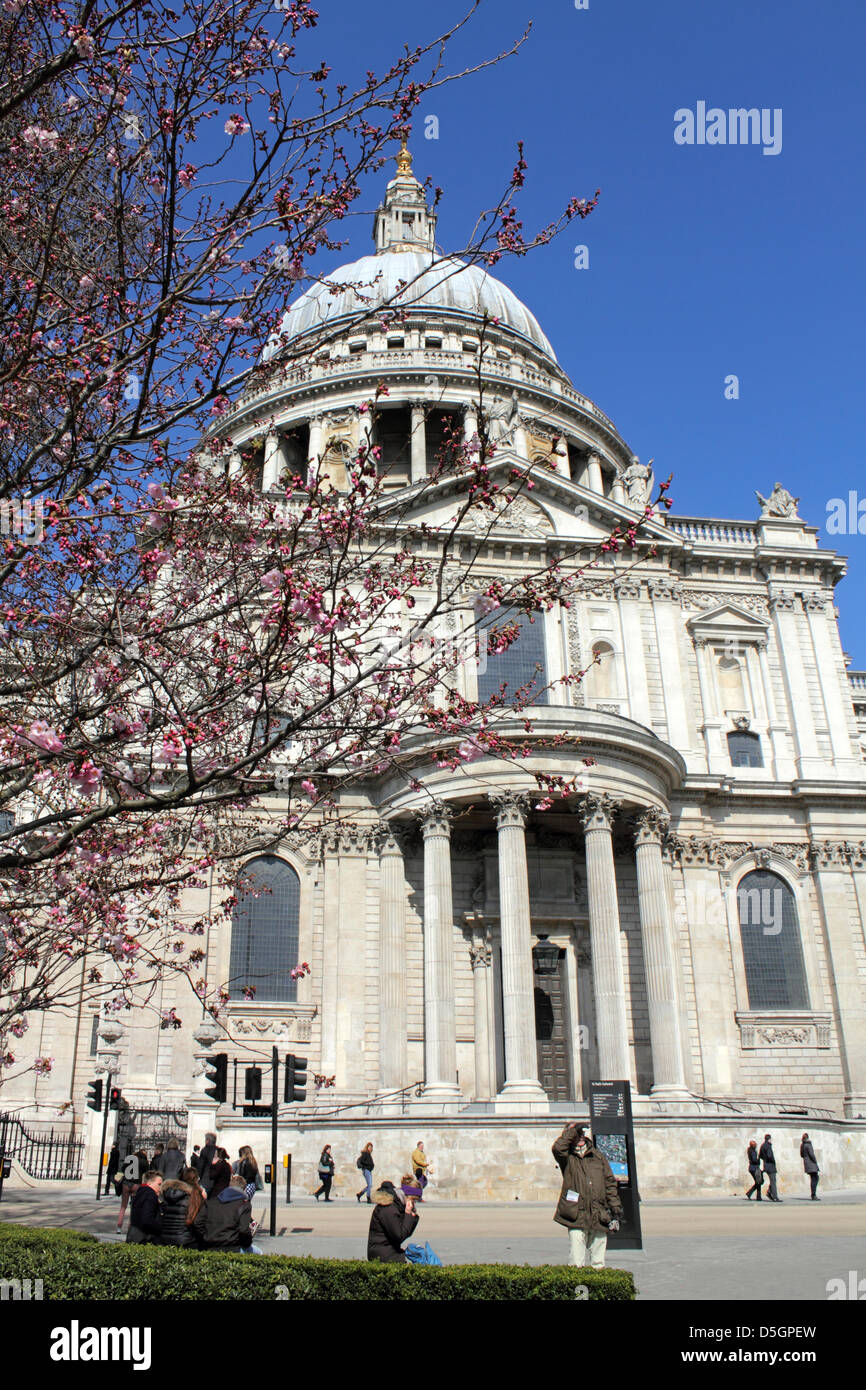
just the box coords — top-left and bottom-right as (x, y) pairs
(405, 1242), (442, 1266)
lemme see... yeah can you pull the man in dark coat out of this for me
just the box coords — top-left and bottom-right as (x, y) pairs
(800, 1133), (820, 1200)
(367, 1181), (419, 1262)
(196, 1132), (218, 1192)
(126, 1170), (163, 1244)
(552, 1123), (623, 1268)
(759, 1133), (782, 1202)
(193, 1174), (261, 1252)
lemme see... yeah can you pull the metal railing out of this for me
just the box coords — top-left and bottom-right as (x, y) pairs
(0, 1112), (84, 1180)
(306, 1082), (425, 1118)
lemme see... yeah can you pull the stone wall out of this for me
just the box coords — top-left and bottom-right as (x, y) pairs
(207, 1112), (866, 1202)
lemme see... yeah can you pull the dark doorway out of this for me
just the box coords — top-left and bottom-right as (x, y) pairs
(534, 951), (572, 1101)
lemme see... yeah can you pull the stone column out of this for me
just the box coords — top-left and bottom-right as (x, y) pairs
(769, 591), (822, 777)
(610, 476), (625, 505)
(420, 804), (461, 1104)
(228, 447), (242, 478)
(585, 452), (604, 494)
(491, 792), (548, 1108)
(463, 407), (478, 447)
(633, 808), (690, 1099)
(756, 639), (795, 779)
(262, 430), (285, 492)
(469, 930), (495, 1101)
(410, 404), (427, 483)
(183, 1019), (223, 1162)
(803, 594), (860, 774)
(578, 793), (631, 1081)
(378, 822), (408, 1096)
(308, 415), (325, 479)
(810, 843), (866, 1116)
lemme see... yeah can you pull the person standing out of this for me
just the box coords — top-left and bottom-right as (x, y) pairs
(160, 1137), (186, 1181)
(367, 1181), (419, 1262)
(196, 1132), (218, 1190)
(745, 1140), (763, 1200)
(150, 1143), (165, 1173)
(208, 1146), (232, 1198)
(800, 1133), (820, 1200)
(552, 1122), (622, 1270)
(315, 1145), (335, 1202)
(356, 1142), (375, 1203)
(411, 1141), (430, 1200)
(236, 1145), (263, 1198)
(126, 1170), (164, 1244)
(759, 1133), (782, 1202)
(194, 1174), (262, 1254)
(116, 1149), (148, 1232)
(106, 1144), (122, 1197)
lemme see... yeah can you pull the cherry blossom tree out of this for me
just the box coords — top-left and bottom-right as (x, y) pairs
(0, 0), (666, 1078)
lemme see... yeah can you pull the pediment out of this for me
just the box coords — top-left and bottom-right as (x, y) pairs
(685, 603), (769, 643)
(373, 454), (676, 548)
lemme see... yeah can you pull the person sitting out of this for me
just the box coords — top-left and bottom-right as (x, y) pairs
(193, 1174), (261, 1254)
(367, 1180), (418, 1263)
(126, 1170), (163, 1244)
(160, 1167), (205, 1248)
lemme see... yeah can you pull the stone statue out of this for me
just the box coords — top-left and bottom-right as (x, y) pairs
(621, 457), (653, 507)
(486, 390), (522, 444)
(756, 482), (800, 519)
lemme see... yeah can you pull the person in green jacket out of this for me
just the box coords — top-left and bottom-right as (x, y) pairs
(552, 1123), (622, 1269)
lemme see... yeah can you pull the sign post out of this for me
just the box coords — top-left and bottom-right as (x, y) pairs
(588, 1079), (642, 1250)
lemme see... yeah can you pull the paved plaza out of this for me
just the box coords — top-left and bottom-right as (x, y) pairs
(2, 1184), (864, 1301)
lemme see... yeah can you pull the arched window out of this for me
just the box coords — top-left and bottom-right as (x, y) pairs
(586, 640), (617, 700)
(229, 856), (300, 1002)
(476, 605), (548, 706)
(737, 869), (808, 1009)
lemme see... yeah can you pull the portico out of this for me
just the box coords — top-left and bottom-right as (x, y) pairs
(377, 764), (692, 1111)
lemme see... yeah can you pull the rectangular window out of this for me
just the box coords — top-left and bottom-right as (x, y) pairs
(425, 335), (443, 350)
(89, 1015), (100, 1057)
(728, 731), (764, 767)
(387, 336), (405, 350)
(476, 606), (549, 707)
(348, 340), (366, 355)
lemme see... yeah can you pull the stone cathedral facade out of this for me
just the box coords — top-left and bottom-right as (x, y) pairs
(9, 151), (866, 1195)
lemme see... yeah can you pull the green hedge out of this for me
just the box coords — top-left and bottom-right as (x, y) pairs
(0, 1224), (634, 1300)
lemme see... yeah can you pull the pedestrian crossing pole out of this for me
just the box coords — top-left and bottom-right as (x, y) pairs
(95, 1072), (112, 1203)
(270, 1046), (278, 1238)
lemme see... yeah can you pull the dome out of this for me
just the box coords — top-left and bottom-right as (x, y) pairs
(268, 250), (556, 362)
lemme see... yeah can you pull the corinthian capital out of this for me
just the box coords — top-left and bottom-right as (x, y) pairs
(634, 805), (671, 847)
(419, 802), (452, 839)
(576, 792), (620, 833)
(491, 789), (531, 829)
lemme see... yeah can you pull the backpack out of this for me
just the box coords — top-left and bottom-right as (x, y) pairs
(405, 1242), (442, 1267)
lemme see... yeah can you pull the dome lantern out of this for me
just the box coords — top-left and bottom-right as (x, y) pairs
(373, 141), (437, 254)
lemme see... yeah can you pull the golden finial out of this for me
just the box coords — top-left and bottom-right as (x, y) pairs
(396, 139), (413, 177)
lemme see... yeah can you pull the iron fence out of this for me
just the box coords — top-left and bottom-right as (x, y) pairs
(0, 1112), (84, 1180)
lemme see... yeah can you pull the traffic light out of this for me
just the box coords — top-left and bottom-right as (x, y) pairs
(108, 1086), (123, 1111)
(284, 1053), (307, 1104)
(204, 1053), (228, 1104)
(86, 1079), (103, 1113)
(244, 1066), (262, 1101)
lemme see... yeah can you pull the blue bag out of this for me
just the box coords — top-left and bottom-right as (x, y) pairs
(405, 1241), (442, 1266)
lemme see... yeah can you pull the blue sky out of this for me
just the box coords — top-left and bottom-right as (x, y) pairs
(308, 0), (866, 661)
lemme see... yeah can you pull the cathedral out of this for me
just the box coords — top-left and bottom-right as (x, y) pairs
(9, 149), (866, 1197)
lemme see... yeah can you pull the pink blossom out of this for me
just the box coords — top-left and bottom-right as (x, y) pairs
(33, 1056), (54, 1076)
(457, 738), (485, 763)
(260, 568), (283, 593)
(26, 720), (64, 753)
(224, 116), (251, 136)
(69, 761), (103, 793)
(300, 779), (317, 798)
